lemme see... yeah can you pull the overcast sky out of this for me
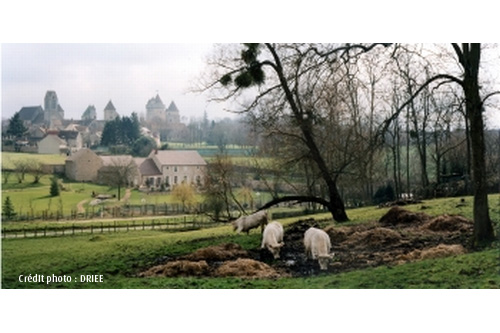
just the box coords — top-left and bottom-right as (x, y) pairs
(2, 43), (500, 128)
(1, 43), (228, 122)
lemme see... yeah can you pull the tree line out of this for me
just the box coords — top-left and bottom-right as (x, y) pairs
(200, 43), (499, 245)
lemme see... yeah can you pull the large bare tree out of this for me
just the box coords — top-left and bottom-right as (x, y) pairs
(385, 44), (497, 244)
(204, 43), (391, 222)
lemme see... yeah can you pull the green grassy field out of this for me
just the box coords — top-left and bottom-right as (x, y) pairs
(2, 173), (119, 216)
(1, 152), (67, 169)
(2, 196), (499, 289)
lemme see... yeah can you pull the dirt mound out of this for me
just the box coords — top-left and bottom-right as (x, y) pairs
(139, 260), (210, 277)
(422, 215), (473, 233)
(344, 227), (402, 248)
(379, 206), (430, 227)
(398, 244), (466, 263)
(181, 243), (248, 261)
(214, 258), (282, 279)
(324, 226), (353, 244)
(139, 210), (473, 279)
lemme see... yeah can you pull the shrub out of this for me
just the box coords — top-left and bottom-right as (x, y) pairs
(50, 177), (60, 197)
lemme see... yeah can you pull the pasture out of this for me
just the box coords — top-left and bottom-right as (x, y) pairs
(2, 195), (499, 289)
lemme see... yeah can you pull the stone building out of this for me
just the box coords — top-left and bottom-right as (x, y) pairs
(147, 150), (206, 189)
(65, 148), (103, 182)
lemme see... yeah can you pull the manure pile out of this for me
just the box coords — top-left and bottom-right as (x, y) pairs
(139, 206), (474, 279)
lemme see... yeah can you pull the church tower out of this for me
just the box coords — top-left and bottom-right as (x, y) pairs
(44, 90), (64, 124)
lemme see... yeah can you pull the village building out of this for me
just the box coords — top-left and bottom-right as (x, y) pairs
(147, 150), (206, 189)
(37, 129), (82, 154)
(65, 148), (103, 182)
(38, 132), (68, 154)
(64, 148), (206, 191)
(17, 106), (45, 128)
(137, 157), (163, 189)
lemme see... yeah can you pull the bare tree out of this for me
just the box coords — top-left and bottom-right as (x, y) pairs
(203, 153), (246, 221)
(100, 157), (137, 201)
(384, 44), (497, 244)
(203, 43), (391, 222)
(13, 159), (30, 183)
(27, 159), (44, 184)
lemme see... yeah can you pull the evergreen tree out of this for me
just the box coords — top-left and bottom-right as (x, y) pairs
(50, 177), (60, 197)
(2, 196), (16, 221)
(100, 114), (141, 147)
(100, 117), (121, 146)
(6, 112), (27, 139)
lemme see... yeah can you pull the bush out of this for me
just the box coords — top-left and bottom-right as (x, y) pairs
(50, 177), (60, 197)
(373, 183), (395, 205)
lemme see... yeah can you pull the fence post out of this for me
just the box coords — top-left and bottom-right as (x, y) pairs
(72, 224), (75, 235)
(101, 222), (104, 233)
(24, 226), (26, 238)
(91, 225), (93, 234)
(44, 226), (47, 237)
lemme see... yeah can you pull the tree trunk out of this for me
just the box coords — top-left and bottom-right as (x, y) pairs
(461, 44), (495, 244)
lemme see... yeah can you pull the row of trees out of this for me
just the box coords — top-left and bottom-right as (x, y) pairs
(100, 113), (158, 157)
(200, 43), (499, 245)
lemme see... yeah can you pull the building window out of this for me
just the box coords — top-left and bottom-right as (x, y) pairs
(174, 176), (178, 184)
(174, 166), (178, 172)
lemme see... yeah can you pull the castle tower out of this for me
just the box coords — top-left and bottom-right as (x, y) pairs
(166, 101), (180, 124)
(146, 94), (166, 122)
(104, 100), (119, 121)
(82, 105), (97, 121)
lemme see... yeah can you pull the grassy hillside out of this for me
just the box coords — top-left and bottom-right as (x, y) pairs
(2, 196), (499, 289)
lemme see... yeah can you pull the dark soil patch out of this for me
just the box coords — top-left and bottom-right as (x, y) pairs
(139, 208), (474, 279)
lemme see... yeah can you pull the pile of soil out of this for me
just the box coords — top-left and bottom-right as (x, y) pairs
(139, 244), (283, 279)
(397, 244), (467, 263)
(213, 258), (283, 278)
(422, 215), (473, 233)
(139, 260), (210, 277)
(139, 207), (474, 279)
(379, 206), (431, 227)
